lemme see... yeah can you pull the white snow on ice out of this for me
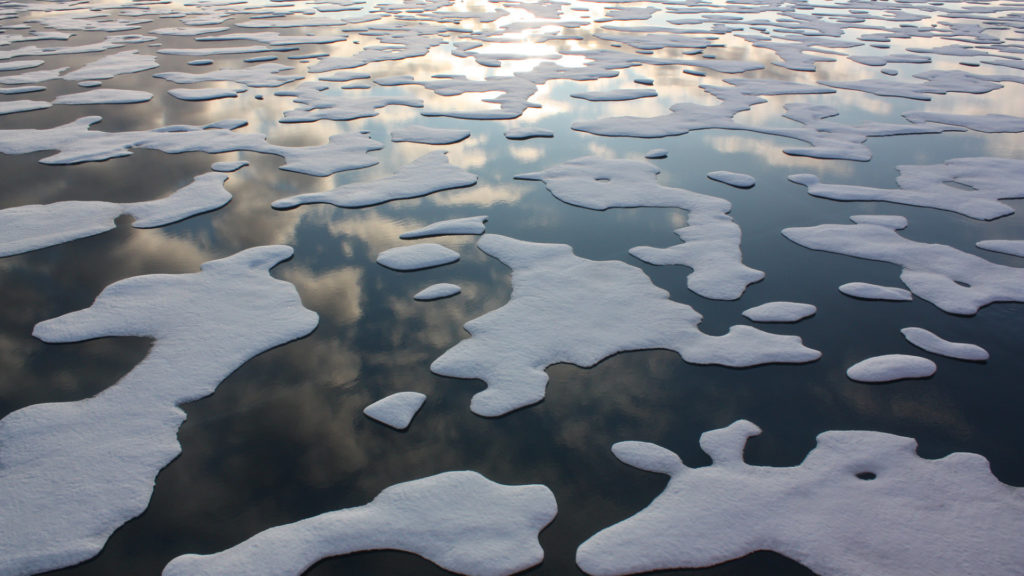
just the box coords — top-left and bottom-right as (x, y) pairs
(707, 171), (755, 189)
(839, 282), (913, 302)
(363, 391), (427, 430)
(901, 327), (988, 362)
(415, 283), (462, 301)
(847, 354), (937, 383)
(377, 243), (460, 271)
(742, 302), (816, 323)
(54, 88), (153, 105)
(391, 126), (471, 145)
(400, 215), (487, 239)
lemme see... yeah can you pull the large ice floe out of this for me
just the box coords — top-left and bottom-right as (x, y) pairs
(0, 246), (318, 575)
(432, 235), (819, 417)
(783, 216), (1024, 315)
(163, 471), (556, 576)
(516, 157), (763, 300)
(576, 420), (1024, 576)
(0, 172), (231, 257)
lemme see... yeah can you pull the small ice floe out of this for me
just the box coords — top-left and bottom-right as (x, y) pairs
(391, 125), (471, 144)
(63, 50), (158, 81)
(783, 216), (1024, 315)
(976, 239), (1024, 257)
(0, 246), (318, 575)
(789, 157), (1024, 220)
(211, 161), (249, 172)
(0, 172), (232, 257)
(901, 327), (988, 362)
(163, 471), (556, 576)
(377, 243), (460, 271)
(272, 151), (476, 209)
(0, 99), (50, 115)
(577, 420), (1024, 576)
(707, 170), (755, 188)
(847, 354), (937, 382)
(644, 149), (667, 159)
(0, 67), (66, 85)
(839, 282), (913, 301)
(820, 70), (1018, 101)
(364, 391), (427, 430)
(155, 63), (303, 87)
(505, 127), (554, 140)
(400, 215), (487, 239)
(432, 235), (818, 417)
(570, 88), (657, 101)
(742, 301), (816, 323)
(188, 59), (213, 66)
(54, 88), (153, 105)
(414, 283), (462, 301)
(903, 111), (1024, 133)
(168, 87), (246, 101)
(517, 156), (762, 300)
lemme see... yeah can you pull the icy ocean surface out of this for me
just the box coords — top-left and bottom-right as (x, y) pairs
(1, 0), (1023, 575)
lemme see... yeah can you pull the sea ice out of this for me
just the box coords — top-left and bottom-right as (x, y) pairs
(154, 63), (303, 88)
(505, 127), (554, 140)
(742, 302), (816, 323)
(517, 156), (763, 300)
(211, 161), (248, 173)
(0, 99), (50, 115)
(363, 391), (427, 430)
(577, 420), (1023, 575)
(838, 282), (913, 301)
(707, 171), (755, 189)
(400, 215), (488, 239)
(976, 240), (1024, 258)
(0, 172), (231, 257)
(0, 246), (318, 575)
(431, 235), (819, 417)
(789, 157), (1024, 220)
(391, 126), (471, 145)
(902, 111), (1024, 133)
(414, 283), (462, 301)
(272, 151), (476, 209)
(163, 471), (556, 576)
(377, 243), (460, 271)
(168, 87), (246, 101)
(63, 50), (158, 81)
(570, 88), (657, 101)
(644, 149), (667, 159)
(847, 354), (937, 382)
(783, 216), (1024, 315)
(54, 88), (153, 105)
(901, 327), (988, 362)
(276, 82), (423, 122)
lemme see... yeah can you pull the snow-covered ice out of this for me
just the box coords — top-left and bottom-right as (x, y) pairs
(400, 215), (487, 239)
(839, 282), (913, 302)
(0, 246), (318, 575)
(163, 471), (556, 576)
(377, 243), (460, 271)
(363, 391), (427, 430)
(976, 240), (1024, 258)
(742, 302), (816, 323)
(415, 283), (462, 301)
(54, 88), (152, 105)
(707, 171), (755, 189)
(432, 235), (819, 417)
(847, 354), (937, 383)
(901, 327), (988, 362)
(391, 126), (471, 145)
(577, 420), (1023, 576)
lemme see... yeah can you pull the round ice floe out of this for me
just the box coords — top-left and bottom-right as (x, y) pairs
(742, 302), (816, 322)
(363, 391), (427, 430)
(847, 354), (937, 383)
(377, 243), (459, 271)
(414, 283), (461, 301)
(707, 170), (755, 189)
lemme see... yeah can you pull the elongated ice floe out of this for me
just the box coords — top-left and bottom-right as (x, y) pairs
(903, 111), (1024, 133)
(517, 156), (762, 300)
(742, 302), (816, 323)
(415, 283), (462, 301)
(839, 282), (913, 301)
(505, 127), (553, 140)
(168, 87), (246, 101)
(570, 88), (656, 101)
(976, 239), (1024, 258)
(0, 246), (318, 575)
(54, 88), (153, 105)
(789, 157), (1024, 220)
(577, 420), (1024, 576)
(901, 327), (988, 362)
(163, 471), (556, 576)
(847, 354), (937, 382)
(0, 172), (231, 257)
(63, 50), (158, 81)
(783, 216), (1024, 315)
(0, 99), (50, 114)
(363, 391), (427, 430)
(707, 170), (755, 188)
(401, 215), (487, 239)
(377, 243), (460, 271)
(155, 63), (302, 87)
(272, 151), (476, 209)
(277, 81), (423, 122)
(432, 235), (819, 417)
(391, 125), (470, 144)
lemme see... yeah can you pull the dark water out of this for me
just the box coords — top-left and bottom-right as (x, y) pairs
(1, 1), (1022, 575)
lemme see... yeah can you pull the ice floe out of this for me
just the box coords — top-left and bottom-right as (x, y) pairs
(391, 126), (471, 145)
(377, 243), (460, 271)
(0, 172), (231, 257)
(400, 215), (487, 239)
(783, 216), (1024, 315)
(847, 354), (937, 383)
(415, 283), (462, 301)
(901, 327), (988, 362)
(0, 246), (318, 575)
(577, 420), (1023, 575)
(903, 111), (1024, 133)
(517, 156), (762, 300)
(839, 282), (913, 302)
(54, 88), (153, 105)
(63, 50), (158, 81)
(363, 391), (427, 430)
(976, 240), (1024, 258)
(163, 471), (556, 576)
(505, 127), (554, 140)
(570, 88), (657, 101)
(0, 99), (50, 115)
(155, 63), (303, 88)
(272, 151), (476, 209)
(742, 302), (816, 323)
(789, 157), (1024, 220)
(276, 81), (422, 122)
(707, 171), (755, 189)
(168, 87), (246, 101)
(432, 235), (819, 416)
